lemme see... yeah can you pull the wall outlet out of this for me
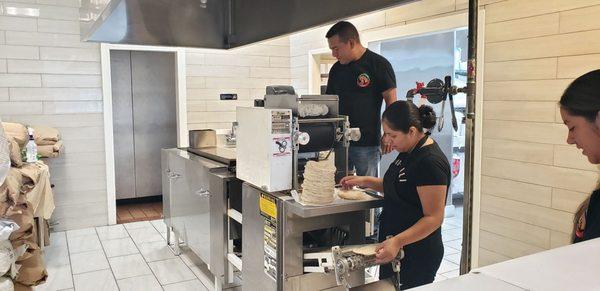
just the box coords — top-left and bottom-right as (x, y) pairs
(220, 93), (238, 100)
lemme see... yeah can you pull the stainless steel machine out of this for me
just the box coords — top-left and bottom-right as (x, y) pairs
(236, 90), (391, 291)
(162, 142), (242, 290)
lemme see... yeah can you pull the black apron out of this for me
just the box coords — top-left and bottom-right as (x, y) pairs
(379, 136), (444, 289)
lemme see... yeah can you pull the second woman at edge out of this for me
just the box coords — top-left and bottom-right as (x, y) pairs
(341, 100), (451, 289)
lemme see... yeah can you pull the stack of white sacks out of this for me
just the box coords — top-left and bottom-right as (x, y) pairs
(0, 220), (24, 291)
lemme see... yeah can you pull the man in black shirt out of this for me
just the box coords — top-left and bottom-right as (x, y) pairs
(325, 21), (397, 177)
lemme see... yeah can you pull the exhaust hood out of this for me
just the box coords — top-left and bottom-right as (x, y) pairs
(80, 0), (412, 49)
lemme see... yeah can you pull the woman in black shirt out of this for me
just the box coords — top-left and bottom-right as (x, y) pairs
(559, 70), (600, 243)
(340, 100), (450, 289)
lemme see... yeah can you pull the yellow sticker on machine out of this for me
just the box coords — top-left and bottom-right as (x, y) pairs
(259, 193), (277, 219)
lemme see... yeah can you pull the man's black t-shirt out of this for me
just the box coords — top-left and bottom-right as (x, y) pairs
(326, 49), (396, 146)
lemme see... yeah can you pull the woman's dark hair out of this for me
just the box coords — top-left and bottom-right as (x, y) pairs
(382, 100), (436, 133)
(560, 69), (600, 122)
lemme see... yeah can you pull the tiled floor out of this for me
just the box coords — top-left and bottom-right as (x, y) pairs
(116, 202), (163, 224)
(36, 209), (462, 290)
(34, 220), (208, 291)
(435, 205), (464, 282)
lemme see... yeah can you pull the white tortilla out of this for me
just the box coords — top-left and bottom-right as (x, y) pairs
(352, 244), (378, 256)
(336, 188), (372, 200)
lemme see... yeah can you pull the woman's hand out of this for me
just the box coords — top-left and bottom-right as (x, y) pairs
(375, 237), (403, 264)
(339, 175), (368, 190)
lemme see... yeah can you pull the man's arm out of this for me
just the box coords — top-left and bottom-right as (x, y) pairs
(381, 87), (396, 154)
(382, 88), (396, 108)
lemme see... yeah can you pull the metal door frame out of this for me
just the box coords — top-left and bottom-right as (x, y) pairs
(307, 11), (486, 270)
(101, 43), (188, 225)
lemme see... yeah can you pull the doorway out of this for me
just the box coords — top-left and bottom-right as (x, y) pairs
(101, 44), (188, 225)
(369, 28), (468, 279)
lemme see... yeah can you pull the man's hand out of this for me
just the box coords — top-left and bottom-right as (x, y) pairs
(381, 136), (393, 155)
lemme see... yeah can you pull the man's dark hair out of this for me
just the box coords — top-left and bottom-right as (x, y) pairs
(326, 21), (360, 43)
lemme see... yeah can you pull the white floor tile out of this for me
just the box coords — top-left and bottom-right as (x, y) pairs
(67, 233), (102, 254)
(163, 279), (208, 291)
(108, 254), (152, 279)
(43, 245), (70, 267)
(434, 273), (448, 282)
(443, 244), (460, 256)
(117, 274), (163, 291)
(70, 250), (110, 274)
(73, 269), (119, 291)
(127, 227), (164, 244)
(444, 253), (461, 265)
(49, 231), (67, 248)
(66, 227), (96, 238)
(138, 240), (176, 262)
(101, 237), (139, 258)
(148, 257), (196, 285)
(123, 221), (153, 230)
(442, 231), (462, 242)
(441, 269), (460, 278)
(96, 224), (129, 241)
(437, 259), (459, 274)
(445, 238), (463, 250)
(150, 219), (168, 234)
(34, 264), (73, 291)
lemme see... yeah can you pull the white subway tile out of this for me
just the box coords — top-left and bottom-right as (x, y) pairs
(54, 125), (103, 141)
(0, 45), (39, 59)
(202, 54), (269, 67)
(269, 57), (290, 68)
(482, 157), (599, 194)
(42, 74), (101, 88)
(2, 113), (103, 127)
(186, 65), (250, 78)
(185, 53), (204, 65)
(0, 88), (8, 101)
(10, 87), (102, 101)
(0, 60), (6, 74)
(6, 31), (94, 48)
(38, 18), (79, 34)
(186, 76), (205, 88)
(3, 3), (79, 20)
(0, 73), (41, 87)
(7, 59), (100, 74)
(0, 101), (42, 114)
(50, 163), (105, 180)
(0, 16), (37, 31)
(36, 0), (81, 8)
(250, 67), (291, 79)
(43, 100), (102, 114)
(290, 55), (308, 68)
(40, 47), (100, 61)
(204, 100), (253, 112)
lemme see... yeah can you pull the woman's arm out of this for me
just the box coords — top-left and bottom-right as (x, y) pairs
(339, 176), (384, 192)
(375, 185), (447, 263)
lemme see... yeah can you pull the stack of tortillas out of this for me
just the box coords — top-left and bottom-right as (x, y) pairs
(301, 160), (336, 205)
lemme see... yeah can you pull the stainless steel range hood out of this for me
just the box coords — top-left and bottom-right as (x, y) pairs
(80, 0), (412, 49)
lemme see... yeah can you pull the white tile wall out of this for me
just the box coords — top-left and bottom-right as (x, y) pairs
(0, 0), (108, 233)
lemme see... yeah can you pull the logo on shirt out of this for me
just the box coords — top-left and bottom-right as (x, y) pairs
(357, 73), (371, 88)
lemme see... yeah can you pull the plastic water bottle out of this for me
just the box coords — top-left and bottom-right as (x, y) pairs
(25, 127), (37, 163)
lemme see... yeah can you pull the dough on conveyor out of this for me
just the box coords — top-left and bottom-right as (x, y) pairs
(352, 244), (378, 256)
(336, 188), (372, 200)
(301, 160), (336, 205)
